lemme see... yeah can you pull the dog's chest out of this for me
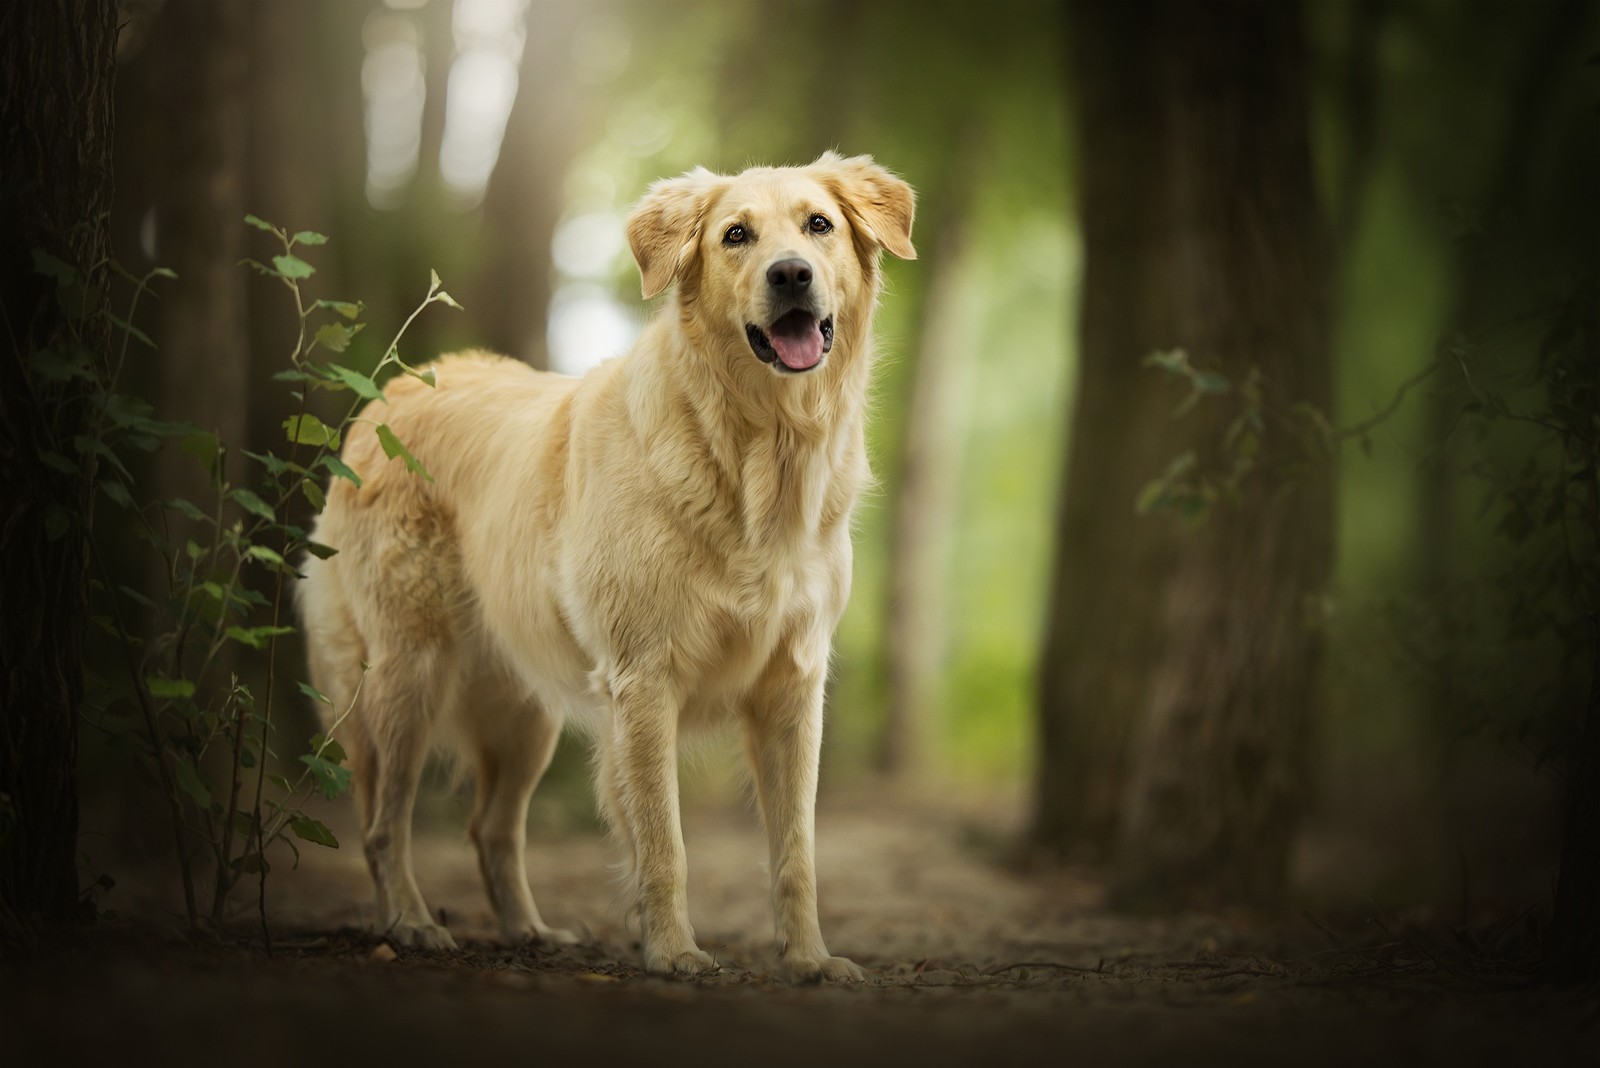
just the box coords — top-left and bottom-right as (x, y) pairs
(691, 539), (836, 703)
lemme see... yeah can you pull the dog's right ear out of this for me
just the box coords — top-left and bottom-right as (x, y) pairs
(626, 167), (726, 299)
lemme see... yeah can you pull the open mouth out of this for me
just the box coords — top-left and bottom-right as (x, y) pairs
(745, 310), (834, 373)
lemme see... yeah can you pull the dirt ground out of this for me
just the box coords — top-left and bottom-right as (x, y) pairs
(4, 791), (1596, 1067)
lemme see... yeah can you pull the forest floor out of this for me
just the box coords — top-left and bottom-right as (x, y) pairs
(4, 791), (1596, 1067)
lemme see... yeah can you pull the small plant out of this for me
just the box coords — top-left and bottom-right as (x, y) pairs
(44, 216), (457, 938)
(1134, 348), (1337, 523)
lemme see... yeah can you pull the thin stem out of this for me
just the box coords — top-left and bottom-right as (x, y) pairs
(89, 539), (197, 926)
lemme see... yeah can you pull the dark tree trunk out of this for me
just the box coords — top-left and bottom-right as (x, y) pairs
(1545, 619), (1600, 983)
(145, 0), (251, 506)
(1033, 0), (1332, 904)
(0, 0), (118, 934)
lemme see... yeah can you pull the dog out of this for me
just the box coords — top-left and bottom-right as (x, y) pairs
(297, 152), (915, 980)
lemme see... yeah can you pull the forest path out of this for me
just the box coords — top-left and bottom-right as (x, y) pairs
(4, 795), (1592, 1066)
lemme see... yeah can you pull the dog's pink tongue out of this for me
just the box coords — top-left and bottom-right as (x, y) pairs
(770, 317), (824, 371)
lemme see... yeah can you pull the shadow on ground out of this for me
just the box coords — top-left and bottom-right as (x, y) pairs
(4, 795), (1595, 1066)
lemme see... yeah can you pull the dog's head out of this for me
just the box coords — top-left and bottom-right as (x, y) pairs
(627, 153), (915, 377)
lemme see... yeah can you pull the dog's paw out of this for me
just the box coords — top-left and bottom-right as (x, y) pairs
(645, 945), (719, 978)
(503, 922), (582, 947)
(782, 953), (865, 984)
(389, 919), (458, 950)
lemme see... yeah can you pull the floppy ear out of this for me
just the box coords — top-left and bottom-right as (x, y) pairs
(813, 152), (917, 261)
(626, 166), (725, 299)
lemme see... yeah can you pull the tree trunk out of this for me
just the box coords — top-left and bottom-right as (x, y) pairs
(1034, 0), (1333, 905)
(878, 147), (979, 777)
(1544, 617), (1600, 983)
(0, 0), (118, 934)
(468, 0), (584, 370)
(146, 0), (251, 508)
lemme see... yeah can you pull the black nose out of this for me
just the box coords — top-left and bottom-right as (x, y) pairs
(766, 258), (813, 293)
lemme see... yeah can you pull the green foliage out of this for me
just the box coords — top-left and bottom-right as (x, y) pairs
(1134, 351), (1333, 524)
(48, 215), (459, 931)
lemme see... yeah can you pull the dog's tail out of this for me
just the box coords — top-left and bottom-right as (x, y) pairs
(296, 545), (368, 734)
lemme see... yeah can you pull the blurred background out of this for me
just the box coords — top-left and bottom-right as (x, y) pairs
(90, 0), (1597, 916)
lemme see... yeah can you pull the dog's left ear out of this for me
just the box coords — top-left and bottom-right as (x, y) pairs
(627, 166), (726, 299)
(812, 152), (917, 261)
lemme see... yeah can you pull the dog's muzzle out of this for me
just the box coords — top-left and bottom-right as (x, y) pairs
(747, 257), (833, 373)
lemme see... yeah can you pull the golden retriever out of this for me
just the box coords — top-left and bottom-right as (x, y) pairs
(297, 152), (915, 980)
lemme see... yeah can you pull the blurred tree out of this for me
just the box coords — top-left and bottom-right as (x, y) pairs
(243, 0), (366, 458)
(467, 1), (585, 370)
(879, 136), (979, 776)
(145, 0), (251, 505)
(0, 0), (117, 931)
(1413, 0), (1589, 766)
(1033, 0), (1332, 904)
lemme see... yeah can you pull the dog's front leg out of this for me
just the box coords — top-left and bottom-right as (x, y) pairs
(605, 671), (715, 976)
(747, 662), (864, 983)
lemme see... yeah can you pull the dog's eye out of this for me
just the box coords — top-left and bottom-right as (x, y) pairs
(807, 214), (833, 235)
(723, 224), (747, 246)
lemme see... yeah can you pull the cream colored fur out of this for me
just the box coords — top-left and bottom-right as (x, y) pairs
(297, 153), (915, 980)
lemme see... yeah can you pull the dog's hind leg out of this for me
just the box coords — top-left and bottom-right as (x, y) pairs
(467, 690), (578, 945)
(361, 646), (457, 949)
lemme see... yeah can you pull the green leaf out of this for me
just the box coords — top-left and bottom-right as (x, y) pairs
(314, 322), (364, 355)
(28, 346), (95, 383)
(31, 248), (77, 286)
(1143, 349), (1189, 375)
(232, 488), (277, 523)
(1135, 480), (1167, 515)
(224, 624), (295, 650)
(302, 480), (326, 510)
(283, 413), (339, 448)
(325, 362), (382, 400)
(309, 733), (348, 765)
(290, 816), (339, 848)
(117, 585), (157, 609)
(297, 681), (333, 706)
(243, 449), (289, 475)
(243, 214), (278, 232)
(106, 312), (155, 349)
(172, 759), (212, 810)
(100, 479), (134, 510)
(40, 450), (79, 475)
(181, 431), (220, 474)
(272, 254), (315, 280)
(299, 754), (352, 800)
(320, 455), (361, 487)
(376, 424), (433, 481)
(428, 267), (443, 294)
(1193, 371), (1230, 394)
(292, 230), (329, 247)
(231, 852), (269, 874)
(315, 299), (364, 320)
(435, 289), (463, 310)
(304, 539), (338, 560)
(245, 545), (302, 577)
(145, 675), (195, 699)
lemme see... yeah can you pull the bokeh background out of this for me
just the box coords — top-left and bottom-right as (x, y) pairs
(88, 0), (1597, 916)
